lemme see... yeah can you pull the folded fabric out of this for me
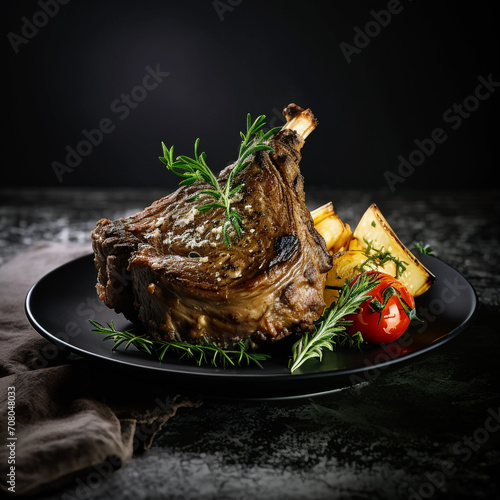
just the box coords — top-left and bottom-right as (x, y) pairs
(0, 242), (200, 497)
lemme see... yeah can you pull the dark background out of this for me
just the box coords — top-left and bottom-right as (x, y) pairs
(5, 0), (499, 191)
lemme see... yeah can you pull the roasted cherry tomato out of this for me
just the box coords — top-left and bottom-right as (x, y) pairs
(343, 271), (417, 344)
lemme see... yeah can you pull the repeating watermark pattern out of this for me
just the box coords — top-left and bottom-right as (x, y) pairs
(339, 0), (411, 64)
(5, 387), (17, 493)
(7, 272), (185, 497)
(59, 454), (121, 500)
(266, 106), (288, 131)
(348, 331), (415, 390)
(7, 0), (72, 54)
(58, 395), (185, 500)
(412, 277), (470, 334)
(3, 356), (183, 498)
(51, 64), (170, 183)
(213, 0), (243, 22)
(408, 406), (500, 500)
(384, 72), (499, 193)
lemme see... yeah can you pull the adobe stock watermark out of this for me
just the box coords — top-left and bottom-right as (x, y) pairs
(349, 330), (415, 391)
(266, 106), (288, 131)
(5, 386), (17, 493)
(384, 72), (499, 193)
(349, 274), (470, 391)
(412, 276), (470, 335)
(51, 64), (169, 183)
(408, 406), (500, 500)
(339, 0), (412, 64)
(8, 0), (72, 54)
(213, 0), (243, 22)
(59, 395), (192, 500)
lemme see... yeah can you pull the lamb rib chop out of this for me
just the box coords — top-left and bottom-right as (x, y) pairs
(91, 104), (332, 349)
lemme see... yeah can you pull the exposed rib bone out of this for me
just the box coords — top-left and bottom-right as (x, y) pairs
(281, 103), (318, 139)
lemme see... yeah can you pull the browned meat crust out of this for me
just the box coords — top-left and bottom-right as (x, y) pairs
(91, 104), (332, 348)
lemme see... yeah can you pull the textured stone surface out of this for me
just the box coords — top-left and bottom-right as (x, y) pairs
(1, 187), (499, 499)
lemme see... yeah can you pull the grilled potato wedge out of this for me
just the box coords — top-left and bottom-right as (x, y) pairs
(313, 202), (435, 302)
(349, 203), (435, 296)
(311, 202), (353, 254)
(323, 249), (398, 306)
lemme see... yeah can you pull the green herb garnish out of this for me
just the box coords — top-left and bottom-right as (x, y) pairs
(358, 238), (408, 278)
(91, 274), (380, 372)
(90, 320), (270, 369)
(289, 272), (380, 373)
(368, 285), (420, 322)
(159, 114), (281, 247)
(413, 241), (434, 255)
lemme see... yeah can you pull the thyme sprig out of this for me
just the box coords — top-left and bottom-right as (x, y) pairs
(159, 114), (281, 247)
(289, 272), (380, 373)
(90, 320), (270, 369)
(358, 238), (408, 278)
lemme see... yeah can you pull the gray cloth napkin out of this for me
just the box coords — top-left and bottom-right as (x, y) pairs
(0, 242), (200, 497)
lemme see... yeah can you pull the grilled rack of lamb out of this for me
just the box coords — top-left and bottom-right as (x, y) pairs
(91, 104), (332, 349)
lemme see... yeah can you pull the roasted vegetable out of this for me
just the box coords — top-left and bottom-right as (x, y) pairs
(311, 202), (352, 254)
(312, 202), (435, 305)
(323, 249), (398, 306)
(343, 271), (418, 344)
(349, 204), (435, 296)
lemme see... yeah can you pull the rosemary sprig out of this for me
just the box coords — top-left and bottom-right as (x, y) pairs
(89, 320), (270, 369)
(358, 238), (408, 278)
(289, 272), (380, 373)
(159, 114), (281, 247)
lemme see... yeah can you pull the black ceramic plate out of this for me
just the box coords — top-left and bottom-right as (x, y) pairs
(25, 253), (477, 400)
